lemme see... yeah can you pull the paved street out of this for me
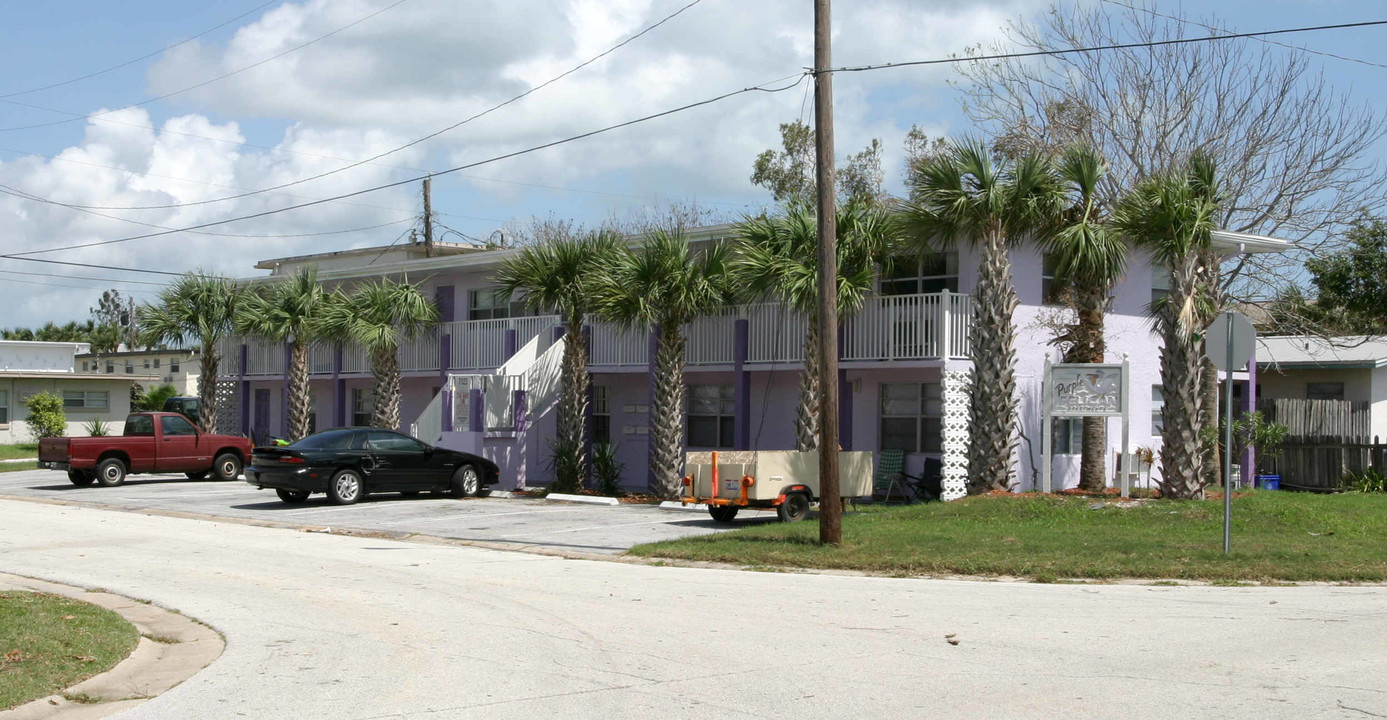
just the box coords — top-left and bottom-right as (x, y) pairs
(0, 468), (779, 554)
(2, 498), (1386, 719)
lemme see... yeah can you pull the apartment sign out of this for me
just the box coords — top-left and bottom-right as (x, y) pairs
(1047, 364), (1125, 417)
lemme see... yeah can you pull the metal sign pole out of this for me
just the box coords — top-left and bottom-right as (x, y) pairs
(1041, 358), (1052, 494)
(1223, 312), (1235, 554)
(1121, 355), (1131, 499)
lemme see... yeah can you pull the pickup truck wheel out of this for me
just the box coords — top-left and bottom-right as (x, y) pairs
(212, 453), (242, 481)
(708, 505), (739, 523)
(329, 469), (364, 505)
(95, 458), (127, 487)
(185, 471), (209, 480)
(67, 470), (94, 487)
(276, 488), (310, 504)
(776, 492), (811, 523)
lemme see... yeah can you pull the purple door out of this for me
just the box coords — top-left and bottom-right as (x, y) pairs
(253, 389), (271, 443)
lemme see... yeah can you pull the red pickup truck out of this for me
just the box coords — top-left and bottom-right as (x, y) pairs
(38, 412), (254, 487)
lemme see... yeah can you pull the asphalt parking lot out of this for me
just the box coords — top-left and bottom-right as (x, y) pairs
(0, 468), (780, 554)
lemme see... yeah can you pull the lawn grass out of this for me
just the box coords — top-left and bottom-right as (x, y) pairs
(0, 462), (38, 473)
(0, 444), (38, 461)
(0, 592), (139, 710)
(629, 492), (1387, 582)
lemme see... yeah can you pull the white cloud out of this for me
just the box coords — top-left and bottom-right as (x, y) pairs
(2, 0), (1047, 327)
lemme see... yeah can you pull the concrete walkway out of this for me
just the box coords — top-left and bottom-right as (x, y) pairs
(2, 498), (1385, 719)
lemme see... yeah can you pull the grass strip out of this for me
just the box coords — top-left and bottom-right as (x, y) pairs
(0, 592), (139, 710)
(0, 462), (39, 473)
(0, 444), (38, 461)
(629, 492), (1387, 582)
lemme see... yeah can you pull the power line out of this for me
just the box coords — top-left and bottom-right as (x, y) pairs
(2, 72), (809, 263)
(0, 274), (159, 294)
(4, 0), (709, 213)
(0, 1), (280, 99)
(0, 185), (416, 239)
(1, 256), (184, 276)
(1098, 0), (1387, 71)
(827, 19), (1387, 74)
(0, 268), (169, 286)
(0, 0), (413, 132)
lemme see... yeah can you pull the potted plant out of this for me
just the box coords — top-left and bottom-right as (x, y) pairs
(1234, 411), (1289, 490)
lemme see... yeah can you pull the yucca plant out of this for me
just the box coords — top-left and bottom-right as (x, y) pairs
(592, 443), (626, 497)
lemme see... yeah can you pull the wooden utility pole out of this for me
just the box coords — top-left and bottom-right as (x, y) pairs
(422, 175), (435, 258)
(814, 0), (841, 546)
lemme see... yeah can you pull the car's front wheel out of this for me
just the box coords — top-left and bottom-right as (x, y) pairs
(329, 469), (365, 505)
(67, 469), (94, 487)
(95, 458), (127, 487)
(276, 488), (310, 504)
(449, 464), (480, 498)
(212, 453), (242, 481)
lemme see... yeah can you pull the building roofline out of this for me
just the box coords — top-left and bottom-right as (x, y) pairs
(77, 348), (197, 359)
(252, 240), (482, 270)
(0, 372), (158, 381)
(1211, 230), (1290, 254)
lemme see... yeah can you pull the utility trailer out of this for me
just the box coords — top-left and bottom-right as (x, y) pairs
(681, 450), (875, 523)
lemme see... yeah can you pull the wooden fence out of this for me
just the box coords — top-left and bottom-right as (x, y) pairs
(1255, 398), (1376, 490)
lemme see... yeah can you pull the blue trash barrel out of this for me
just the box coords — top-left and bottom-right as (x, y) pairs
(1256, 475), (1280, 491)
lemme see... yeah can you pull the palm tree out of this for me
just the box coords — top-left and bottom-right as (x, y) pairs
(494, 231), (621, 491)
(1042, 146), (1129, 492)
(595, 230), (736, 498)
(900, 141), (1066, 494)
(732, 200), (899, 451)
(235, 267), (329, 442)
(316, 277), (439, 430)
(1113, 152), (1221, 499)
(137, 272), (240, 433)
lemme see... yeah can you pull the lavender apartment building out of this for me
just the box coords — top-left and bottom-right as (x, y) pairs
(216, 226), (1287, 498)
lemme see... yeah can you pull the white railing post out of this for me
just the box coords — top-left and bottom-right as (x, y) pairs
(939, 289), (951, 360)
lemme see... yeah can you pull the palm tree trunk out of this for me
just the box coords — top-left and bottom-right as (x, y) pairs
(555, 320), (589, 489)
(968, 227), (1020, 494)
(1072, 283), (1110, 492)
(371, 345), (401, 429)
(649, 325), (686, 498)
(796, 310), (820, 452)
(1197, 249), (1225, 492)
(287, 340), (311, 442)
(1157, 254), (1205, 499)
(197, 342), (220, 434)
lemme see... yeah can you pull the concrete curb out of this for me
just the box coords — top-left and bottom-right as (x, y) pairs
(0, 458), (37, 464)
(545, 493), (619, 506)
(0, 573), (224, 720)
(659, 501), (707, 511)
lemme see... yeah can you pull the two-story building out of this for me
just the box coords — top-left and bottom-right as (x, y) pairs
(215, 227), (1287, 496)
(77, 348), (200, 396)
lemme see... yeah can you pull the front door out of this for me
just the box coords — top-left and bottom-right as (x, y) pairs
(158, 415), (201, 472)
(253, 389), (271, 444)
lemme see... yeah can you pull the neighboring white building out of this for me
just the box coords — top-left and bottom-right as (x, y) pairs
(77, 348), (200, 396)
(0, 340), (156, 444)
(1257, 335), (1387, 441)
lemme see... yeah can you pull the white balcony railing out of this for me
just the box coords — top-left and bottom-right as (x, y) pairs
(219, 293), (972, 379)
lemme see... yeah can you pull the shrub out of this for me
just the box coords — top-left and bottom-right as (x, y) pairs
(1343, 468), (1387, 493)
(83, 417), (111, 437)
(546, 436), (584, 494)
(23, 392), (66, 440)
(592, 443), (626, 497)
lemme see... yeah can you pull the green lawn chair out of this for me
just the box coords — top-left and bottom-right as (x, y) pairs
(873, 449), (910, 503)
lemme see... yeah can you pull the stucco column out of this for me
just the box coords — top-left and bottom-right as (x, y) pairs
(280, 342), (291, 437)
(238, 344), (250, 436)
(940, 368), (971, 501)
(513, 389), (528, 490)
(1242, 350), (1257, 487)
(733, 319), (750, 450)
(439, 333), (451, 384)
(647, 323), (659, 491)
(469, 388), (483, 433)
(504, 329), (517, 362)
(839, 369), (852, 451)
(333, 344), (345, 428)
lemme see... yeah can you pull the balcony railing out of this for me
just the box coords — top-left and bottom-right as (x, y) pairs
(220, 293), (972, 378)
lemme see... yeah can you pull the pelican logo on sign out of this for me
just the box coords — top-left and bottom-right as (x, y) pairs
(1041, 357), (1133, 496)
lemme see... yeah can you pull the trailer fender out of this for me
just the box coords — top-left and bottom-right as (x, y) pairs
(774, 484), (813, 504)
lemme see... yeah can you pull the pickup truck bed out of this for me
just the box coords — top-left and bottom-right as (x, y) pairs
(39, 412), (254, 487)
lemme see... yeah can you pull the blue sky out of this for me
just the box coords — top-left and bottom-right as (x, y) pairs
(0, 0), (1383, 327)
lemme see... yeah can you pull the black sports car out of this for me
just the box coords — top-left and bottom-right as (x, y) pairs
(245, 428), (500, 505)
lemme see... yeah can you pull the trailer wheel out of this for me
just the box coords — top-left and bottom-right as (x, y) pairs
(708, 505), (739, 523)
(777, 492), (811, 523)
(67, 470), (94, 487)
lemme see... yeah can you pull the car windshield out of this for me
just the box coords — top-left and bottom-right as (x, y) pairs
(290, 430), (359, 450)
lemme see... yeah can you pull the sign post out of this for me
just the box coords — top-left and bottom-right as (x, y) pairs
(1204, 311), (1257, 555)
(1042, 359), (1130, 495)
